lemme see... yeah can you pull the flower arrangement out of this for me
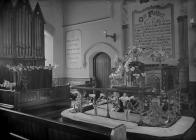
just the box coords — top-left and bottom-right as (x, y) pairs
(111, 89), (181, 127)
(127, 46), (143, 61)
(150, 49), (168, 63)
(0, 80), (16, 90)
(109, 57), (125, 86)
(110, 46), (146, 87)
(119, 94), (143, 114)
(0, 64), (54, 90)
(109, 47), (170, 87)
(110, 95), (123, 112)
(6, 64), (54, 72)
(141, 89), (181, 127)
(124, 61), (146, 86)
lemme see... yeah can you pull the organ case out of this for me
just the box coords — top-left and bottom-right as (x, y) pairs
(0, 0), (45, 66)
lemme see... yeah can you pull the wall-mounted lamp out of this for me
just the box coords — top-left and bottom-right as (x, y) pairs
(104, 30), (116, 42)
(190, 18), (196, 28)
(140, 0), (149, 4)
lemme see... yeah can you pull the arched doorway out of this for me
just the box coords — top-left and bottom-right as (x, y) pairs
(93, 52), (111, 88)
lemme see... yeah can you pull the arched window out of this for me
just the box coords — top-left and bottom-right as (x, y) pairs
(44, 30), (53, 66)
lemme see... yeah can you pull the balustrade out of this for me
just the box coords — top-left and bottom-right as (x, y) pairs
(70, 85), (181, 127)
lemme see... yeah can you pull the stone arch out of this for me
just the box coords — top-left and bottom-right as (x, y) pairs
(83, 42), (119, 77)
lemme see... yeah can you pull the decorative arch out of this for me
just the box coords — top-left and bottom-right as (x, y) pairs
(83, 42), (119, 67)
(83, 42), (119, 77)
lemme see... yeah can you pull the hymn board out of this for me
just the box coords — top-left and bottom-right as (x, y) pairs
(65, 30), (82, 69)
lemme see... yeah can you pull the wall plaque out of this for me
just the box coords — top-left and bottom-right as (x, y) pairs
(65, 30), (82, 68)
(132, 4), (174, 57)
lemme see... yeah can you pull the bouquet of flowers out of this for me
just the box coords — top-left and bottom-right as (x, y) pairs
(6, 64), (54, 72)
(150, 49), (168, 63)
(0, 80), (16, 90)
(109, 46), (146, 87)
(109, 57), (125, 86)
(141, 89), (181, 127)
(124, 60), (146, 86)
(124, 46), (147, 86)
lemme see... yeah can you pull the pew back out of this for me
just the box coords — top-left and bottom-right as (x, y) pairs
(0, 107), (126, 140)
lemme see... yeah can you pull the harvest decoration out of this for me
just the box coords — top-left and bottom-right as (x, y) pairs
(0, 64), (54, 90)
(114, 89), (181, 127)
(0, 80), (16, 90)
(109, 46), (146, 87)
(5, 64), (54, 72)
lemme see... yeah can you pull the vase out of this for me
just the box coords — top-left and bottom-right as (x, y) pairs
(93, 104), (97, 115)
(124, 109), (129, 121)
(106, 101), (110, 118)
(138, 80), (144, 88)
(124, 74), (128, 86)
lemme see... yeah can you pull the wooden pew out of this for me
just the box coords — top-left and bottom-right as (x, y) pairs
(0, 107), (126, 140)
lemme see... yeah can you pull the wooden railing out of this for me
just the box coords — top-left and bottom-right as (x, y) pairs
(71, 85), (153, 96)
(71, 86), (181, 124)
(71, 85), (154, 115)
(0, 107), (126, 140)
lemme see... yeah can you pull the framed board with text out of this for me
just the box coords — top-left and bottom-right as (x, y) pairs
(65, 30), (82, 69)
(132, 4), (174, 57)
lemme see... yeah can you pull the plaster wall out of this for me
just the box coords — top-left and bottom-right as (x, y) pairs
(29, 0), (195, 81)
(62, 0), (185, 78)
(63, 0), (122, 78)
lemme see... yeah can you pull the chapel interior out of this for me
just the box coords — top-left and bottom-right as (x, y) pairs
(0, 0), (196, 140)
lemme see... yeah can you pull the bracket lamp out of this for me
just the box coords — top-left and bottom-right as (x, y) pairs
(190, 18), (196, 28)
(104, 30), (116, 42)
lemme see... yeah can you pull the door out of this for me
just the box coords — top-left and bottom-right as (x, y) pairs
(93, 52), (111, 88)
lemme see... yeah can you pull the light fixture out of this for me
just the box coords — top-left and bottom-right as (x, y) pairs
(104, 30), (116, 42)
(190, 18), (196, 28)
(140, 0), (149, 4)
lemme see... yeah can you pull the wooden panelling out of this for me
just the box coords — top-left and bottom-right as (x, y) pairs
(0, 85), (71, 111)
(52, 77), (91, 87)
(145, 64), (179, 91)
